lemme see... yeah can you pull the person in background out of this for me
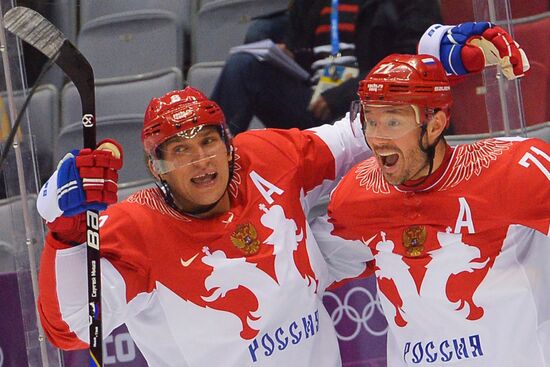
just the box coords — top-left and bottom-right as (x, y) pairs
(211, 0), (442, 135)
(312, 22), (550, 367)
(243, 7), (290, 44)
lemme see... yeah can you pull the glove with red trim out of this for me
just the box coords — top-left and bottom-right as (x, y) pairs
(418, 22), (530, 80)
(37, 139), (123, 244)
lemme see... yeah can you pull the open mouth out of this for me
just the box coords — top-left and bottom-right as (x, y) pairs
(191, 172), (217, 185)
(379, 152), (399, 168)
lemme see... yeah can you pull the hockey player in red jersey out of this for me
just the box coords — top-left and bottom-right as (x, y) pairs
(35, 86), (371, 366)
(312, 29), (550, 366)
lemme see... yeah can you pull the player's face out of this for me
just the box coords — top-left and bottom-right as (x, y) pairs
(364, 105), (431, 185)
(157, 126), (232, 216)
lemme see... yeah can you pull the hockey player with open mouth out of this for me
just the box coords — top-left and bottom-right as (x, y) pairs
(36, 85), (370, 366)
(312, 22), (550, 367)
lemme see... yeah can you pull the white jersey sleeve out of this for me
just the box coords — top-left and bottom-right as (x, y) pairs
(302, 113), (371, 216)
(50, 244), (129, 340)
(310, 215), (374, 285)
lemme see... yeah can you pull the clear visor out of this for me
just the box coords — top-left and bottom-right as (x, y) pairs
(151, 125), (229, 175)
(350, 100), (423, 139)
(349, 100), (364, 137)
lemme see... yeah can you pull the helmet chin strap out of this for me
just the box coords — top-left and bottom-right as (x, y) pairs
(156, 178), (176, 207)
(156, 147), (236, 217)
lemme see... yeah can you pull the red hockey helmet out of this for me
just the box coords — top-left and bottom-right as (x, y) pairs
(142, 87), (230, 156)
(357, 54), (452, 125)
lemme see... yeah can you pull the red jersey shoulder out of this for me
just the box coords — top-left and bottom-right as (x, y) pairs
(234, 128), (336, 194)
(437, 138), (512, 191)
(501, 137), (550, 184)
(439, 137), (549, 191)
(501, 137), (549, 165)
(233, 130), (302, 187)
(235, 128), (315, 165)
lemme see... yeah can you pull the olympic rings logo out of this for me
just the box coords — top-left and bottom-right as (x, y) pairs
(323, 286), (388, 341)
(82, 114), (94, 127)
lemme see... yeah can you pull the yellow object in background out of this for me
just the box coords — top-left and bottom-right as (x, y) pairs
(0, 96), (22, 142)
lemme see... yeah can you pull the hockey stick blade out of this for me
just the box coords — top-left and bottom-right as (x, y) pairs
(4, 6), (96, 148)
(3, 6), (65, 58)
(4, 7), (102, 367)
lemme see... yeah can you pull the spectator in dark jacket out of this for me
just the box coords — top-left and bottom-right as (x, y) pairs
(211, 0), (442, 135)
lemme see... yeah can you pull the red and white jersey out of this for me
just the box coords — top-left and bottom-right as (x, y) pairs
(38, 117), (370, 367)
(314, 137), (550, 367)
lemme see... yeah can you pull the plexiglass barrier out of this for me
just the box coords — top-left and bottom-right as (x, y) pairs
(0, 0), (62, 366)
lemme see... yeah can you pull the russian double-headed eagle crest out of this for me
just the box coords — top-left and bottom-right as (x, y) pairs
(402, 225), (427, 257)
(230, 223), (260, 255)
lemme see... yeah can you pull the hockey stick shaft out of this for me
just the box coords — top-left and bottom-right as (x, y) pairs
(3, 7), (103, 367)
(58, 41), (103, 367)
(57, 39), (102, 367)
(55, 41), (96, 148)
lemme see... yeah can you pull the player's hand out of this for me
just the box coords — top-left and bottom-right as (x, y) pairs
(37, 139), (123, 244)
(276, 43), (294, 59)
(418, 22), (530, 80)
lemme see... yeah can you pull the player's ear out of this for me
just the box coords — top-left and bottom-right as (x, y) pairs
(427, 110), (447, 144)
(146, 156), (161, 180)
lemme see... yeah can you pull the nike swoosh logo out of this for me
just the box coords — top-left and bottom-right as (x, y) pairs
(222, 212), (234, 225)
(181, 253), (199, 267)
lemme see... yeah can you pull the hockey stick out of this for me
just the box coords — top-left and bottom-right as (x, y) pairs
(3, 7), (103, 367)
